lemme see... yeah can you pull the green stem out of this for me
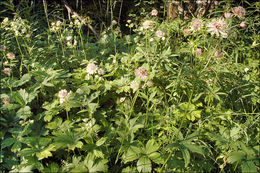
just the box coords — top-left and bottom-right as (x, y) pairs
(128, 90), (139, 121)
(15, 36), (25, 78)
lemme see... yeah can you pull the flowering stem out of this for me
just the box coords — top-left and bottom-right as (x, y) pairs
(15, 36), (25, 78)
(66, 110), (69, 120)
(128, 90), (139, 121)
(78, 29), (87, 60)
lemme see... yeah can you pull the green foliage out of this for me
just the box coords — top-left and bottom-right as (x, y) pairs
(0, 1), (259, 172)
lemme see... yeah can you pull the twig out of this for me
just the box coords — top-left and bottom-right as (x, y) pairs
(63, 0), (100, 40)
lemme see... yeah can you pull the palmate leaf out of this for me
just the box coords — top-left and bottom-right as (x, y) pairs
(145, 139), (160, 155)
(182, 143), (205, 156)
(241, 160), (258, 173)
(137, 157), (152, 173)
(181, 148), (190, 168)
(227, 151), (246, 164)
(52, 122), (84, 150)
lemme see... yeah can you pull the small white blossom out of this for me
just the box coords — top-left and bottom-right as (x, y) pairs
(151, 9), (158, 16)
(244, 68), (249, 73)
(86, 63), (98, 75)
(130, 81), (139, 92)
(119, 97), (126, 103)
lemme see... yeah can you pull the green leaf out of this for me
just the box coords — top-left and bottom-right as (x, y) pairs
(181, 148), (190, 167)
(123, 145), (142, 163)
(183, 143), (205, 156)
(227, 151), (246, 164)
(148, 152), (164, 164)
(137, 157), (152, 173)
(241, 160), (257, 173)
(145, 139), (160, 155)
(36, 149), (53, 160)
(96, 137), (107, 147)
(1, 138), (15, 149)
(16, 106), (32, 120)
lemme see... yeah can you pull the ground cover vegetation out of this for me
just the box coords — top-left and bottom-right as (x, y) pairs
(0, 0), (259, 172)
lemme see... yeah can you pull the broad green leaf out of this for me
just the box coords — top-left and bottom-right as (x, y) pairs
(36, 149), (52, 160)
(149, 152), (164, 164)
(16, 106), (32, 120)
(181, 148), (190, 167)
(123, 145), (142, 163)
(96, 137), (107, 147)
(145, 139), (160, 155)
(86, 159), (108, 172)
(183, 143), (205, 155)
(137, 157), (152, 173)
(1, 138), (15, 149)
(93, 149), (104, 158)
(227, 151), (246, 164)
(11, 141), (22, 152)
(241, 160), (257, 173)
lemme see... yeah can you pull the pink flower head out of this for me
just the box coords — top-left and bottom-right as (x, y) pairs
(135, 67), (148, 79)
(190, 18), (203, 32)
(2, 68), (11, 76)
(6, 52), (15, 60)
(183, 28), (191, 35)
(224, 12), (232, 19)
(155, 30), (165, 38)
(2, 97), (10, 105)
(206, 18), (228, 38)
(240, 21), (246, 28)
(232, 6), (246, 18)
(214, 50), (223, 58)
(195, 48), (202, 57)
(151, 9), (158, 16)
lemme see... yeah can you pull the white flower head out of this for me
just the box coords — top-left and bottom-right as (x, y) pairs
(119, 97), (126, 103)
(207, 18), (228, 38)
(86, 62), (98, 75)
(130, 81), (139, 92)
(142, 20), (153, 29)
(244, 68), (249, 73)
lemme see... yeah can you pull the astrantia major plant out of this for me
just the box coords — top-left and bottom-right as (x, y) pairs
(0, 2), (259, 173)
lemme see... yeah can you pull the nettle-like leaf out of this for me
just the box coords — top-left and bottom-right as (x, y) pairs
(20, 137), (55, 160)
(137, 156), (152, 173)
(51, 121), (84, 150)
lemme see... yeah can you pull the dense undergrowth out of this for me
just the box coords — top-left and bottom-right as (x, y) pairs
(0, 0), (259, 172)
